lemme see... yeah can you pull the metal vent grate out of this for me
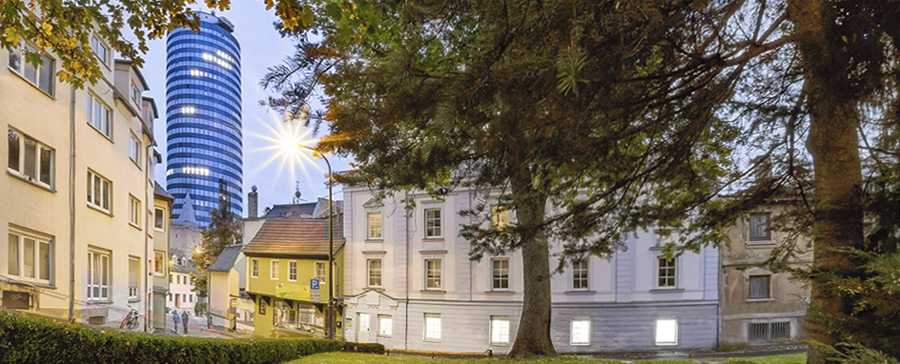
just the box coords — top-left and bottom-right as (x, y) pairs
(749, 321), (791, 342)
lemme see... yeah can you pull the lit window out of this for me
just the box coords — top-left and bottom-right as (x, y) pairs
(657, 257), (677, 288)
(491, 316), (510, 344)
(87, 250), (110, 300)
(271, 260), (279, 280)
(87, 93), (112, 137)
(424, 313), (441, 341)
(656, 319), (678, 345)
(154, 251), (165, 275)
(425, 259), (441, 289)
(288, 261), (297, 281)
(129, 195), (141, 228)
(749, 275), (771, 299)
(8, 43), (55, 95)
(491, 258), (509, 290)
(7, 129), (54, 188)
(379, 315), (392, 336)
(368, 259), (382, 287)
(749, 214), (770, 241)
(367, 212), (382, 239)
(573, 259), (589, 290)
(7, 231), (52, 284)
(491, 205), (509, 229)
(87, 170), (112, 213)
(570, 318), (591, 345)
(425, 208), (442, 237)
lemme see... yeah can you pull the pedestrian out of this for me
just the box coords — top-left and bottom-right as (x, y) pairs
(181, 310), (189, 334)
(172, 310), (180, 334)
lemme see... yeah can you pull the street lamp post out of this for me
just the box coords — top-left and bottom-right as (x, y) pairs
(300, 145), (335, 340)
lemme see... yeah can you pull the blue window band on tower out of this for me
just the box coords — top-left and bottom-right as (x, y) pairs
(166, 11), (243, 227)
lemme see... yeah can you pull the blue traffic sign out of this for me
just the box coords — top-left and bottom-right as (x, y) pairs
(310, 278), (320, 290)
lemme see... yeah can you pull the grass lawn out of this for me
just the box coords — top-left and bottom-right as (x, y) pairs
(282, 352), (806, 364)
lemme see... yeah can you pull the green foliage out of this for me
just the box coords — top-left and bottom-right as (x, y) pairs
(192, 199), (242, 297)
(0, 309), (383, 364)
(717, 342), (747, 353)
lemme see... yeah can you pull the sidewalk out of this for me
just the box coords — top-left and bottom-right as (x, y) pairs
(153, 314), (253, 339)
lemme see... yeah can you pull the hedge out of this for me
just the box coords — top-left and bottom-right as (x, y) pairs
(0, 309), (384, 364)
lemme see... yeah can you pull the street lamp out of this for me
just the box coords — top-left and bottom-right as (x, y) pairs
(299, 144), (335, 340)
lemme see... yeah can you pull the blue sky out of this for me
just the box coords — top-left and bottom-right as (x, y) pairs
(138, 2), (352, 217)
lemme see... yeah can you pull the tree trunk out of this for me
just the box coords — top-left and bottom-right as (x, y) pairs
(790, 1), (865, 363)
(507, 167), (557, 358)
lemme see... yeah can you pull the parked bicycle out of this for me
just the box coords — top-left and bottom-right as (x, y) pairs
(120, 305), (140, 330)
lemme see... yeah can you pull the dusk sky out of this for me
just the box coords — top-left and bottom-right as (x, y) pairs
(139, 2), (352, 217)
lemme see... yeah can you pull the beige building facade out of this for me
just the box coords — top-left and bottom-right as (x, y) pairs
(1, 37), (162, 329)
(720, 204), (812, 345)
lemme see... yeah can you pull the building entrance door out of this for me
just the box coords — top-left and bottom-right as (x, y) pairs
(357, 313), (370, 342)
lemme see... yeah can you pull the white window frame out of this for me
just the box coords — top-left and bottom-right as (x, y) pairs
(749, 213), (771, 241)
(378, 314), (392, 337)
(288, 261), (297, 281)
(128, 256), (140, 300)
(490, 316), (511, 345)
(655, 318), (679, 346)
(367, 212), (382, 239)
(570, 317), (591, 346)
(358, 313), (370, 334)
(656, 256), (678, 289)
(7, 43), (55, 96)
(87, 170), (112, 213)
(316, 261), (326, 281)
(7, 230), (53, 284)
(271, 260), (280, 280)
(91, 36), (109, 66)
(128, 133), (141, 167)
(7, 128), (54, 189)
(424, 313), (441, 341)
(87, 250), (111, 301)
(368, 258), (383, 287)
(572, 259), (589, 290)
(154, 207), (166, 230)
(251, 259), (259, 278)
(425, 259), (442, 290)
(128, 195), (141, 228)
(491, 258), (509, 290)
(86, 93), (112, 138)
(425, 208), (442, 238)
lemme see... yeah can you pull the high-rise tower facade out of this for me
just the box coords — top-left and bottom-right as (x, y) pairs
(166, 12), (243, 226)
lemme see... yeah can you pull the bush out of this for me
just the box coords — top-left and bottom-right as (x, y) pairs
(0, 309), (384, 364)
(717, 342), (747, 352)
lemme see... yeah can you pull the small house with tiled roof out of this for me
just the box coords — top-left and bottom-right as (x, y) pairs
(242, 201), (345, 338)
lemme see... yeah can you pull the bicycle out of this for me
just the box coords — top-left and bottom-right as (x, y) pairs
(120, 305), (140, 330)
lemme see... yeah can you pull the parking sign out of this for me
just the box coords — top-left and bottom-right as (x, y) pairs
(310, 278), (320, 290)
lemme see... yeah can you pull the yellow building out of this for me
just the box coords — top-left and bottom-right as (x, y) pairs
(1, 37), (161, 329)
(242, 201), (345, 338)
(151, 182), (173, 329)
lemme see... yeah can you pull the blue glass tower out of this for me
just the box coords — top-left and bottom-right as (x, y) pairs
(166, 12), (243, 226)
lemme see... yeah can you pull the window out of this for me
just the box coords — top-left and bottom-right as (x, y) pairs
(492, 258), (509, 290)
(491, 206), (509, 229)
(154, 208), (166, 230)
(7, 231), (52, 283)
(177, 274), (180, 284)
(657, 257), (677, 288)
(316, 262), (326, 281)
(129, 195), (141, 228)
(87, 170), (111, 213)
(425, 259), (442, 289)
(749, 214), (770, 241)
(425, 208), (442, 237)
(251, 259), (259, 278)
(424, 313), (441, 341)
(358, 313), (370, 333)
(288, 261), (297, 281)
(130, 83), (142, 104)
(378, 315), (392, 336)
(749, 275), (771, 299)
(491, 316), (510, 344)
(169, 273), (172, 283)
(87, 250), (110, 300)
(128, 257), (139, 300)
(271, 260), (279, 280)
(91, 36), (108, 65)
(570, 317), (591, 345)
(8, 43), (55, 95)
(572, 259), (589, 290)
(367, 212), (382, 239)
(154, 251), (165, 275)
(368, 259), (382, 287)
(128, 133), (141, 166)
(8, 129), (54, 188)
(87, 93), (112, 137)
(749, 321), (790, 342)
(656, 319), (678, 345)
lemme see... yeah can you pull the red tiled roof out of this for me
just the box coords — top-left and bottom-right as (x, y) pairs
(242, 215), (344, 257)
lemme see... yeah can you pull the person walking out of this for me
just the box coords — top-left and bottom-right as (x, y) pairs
(172, 311), (180, 334)
(181, 310), (189, 334)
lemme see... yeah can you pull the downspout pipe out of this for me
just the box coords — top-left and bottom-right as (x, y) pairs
(404, 191), (410, 351)
(68, 85), (77, 322)
(143, 144), (151, 332)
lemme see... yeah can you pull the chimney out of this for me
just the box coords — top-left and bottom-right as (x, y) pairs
(249, 185), (258, 218)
